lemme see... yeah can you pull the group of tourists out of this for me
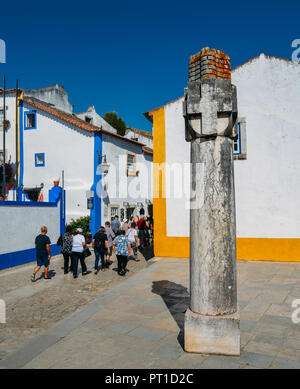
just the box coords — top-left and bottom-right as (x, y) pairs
(31, 214), (153, 281)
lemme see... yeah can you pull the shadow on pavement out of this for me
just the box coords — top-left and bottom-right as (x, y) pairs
(138, 242), (154, 261)
(152, 280), (190, 349)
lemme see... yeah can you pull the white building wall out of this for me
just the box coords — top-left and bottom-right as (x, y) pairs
(163, 55), (300, 240)
(76, 107), (118, 134)
(232, 54), (300, 238)
(165, 98), (190, 237)
(0, 203), (60, 254)
(124, 130), (153, 148)
(22, 104), (94, 222)
(102, 134), (153, 223)
(0, 95), (17, 170)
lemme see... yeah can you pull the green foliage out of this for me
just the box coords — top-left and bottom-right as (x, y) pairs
(66, 216), (90, 235)
(103, 111), (127, 136)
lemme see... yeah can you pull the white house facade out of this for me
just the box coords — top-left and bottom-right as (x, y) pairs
(0, 85), (153, 237)
(145, 54), (300, 262)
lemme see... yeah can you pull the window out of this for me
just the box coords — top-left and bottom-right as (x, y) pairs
(233, 123), (241, 155)
(233, 118), (247, 160)
(110, 205), (120, 220)
(25, 111), (37, 129)
(0, 106), (7, 129)
(127, 152), (136, 176)
(0, 149), (7, 164)
(85, 116), (92, 123)
(35, 153), (45, 167)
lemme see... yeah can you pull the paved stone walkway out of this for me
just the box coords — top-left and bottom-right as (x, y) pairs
(0, 246), (153, 360)
(1, 257), (300, 369)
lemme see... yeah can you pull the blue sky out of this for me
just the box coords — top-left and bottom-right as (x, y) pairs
(0, 0), (299, 131)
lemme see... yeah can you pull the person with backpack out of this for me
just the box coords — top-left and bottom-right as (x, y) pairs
(92, 226), (109, 274)
(61, 225), (73, 274)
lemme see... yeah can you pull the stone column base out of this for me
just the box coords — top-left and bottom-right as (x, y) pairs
(184, 308), (240, 356)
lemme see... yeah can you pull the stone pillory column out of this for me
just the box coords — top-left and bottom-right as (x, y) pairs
(183, 47), (240, 355)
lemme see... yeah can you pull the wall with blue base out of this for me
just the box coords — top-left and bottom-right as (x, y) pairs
(0, 186), (65, 271)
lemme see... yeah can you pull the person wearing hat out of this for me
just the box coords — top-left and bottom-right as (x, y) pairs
(71, 228), (87, 278)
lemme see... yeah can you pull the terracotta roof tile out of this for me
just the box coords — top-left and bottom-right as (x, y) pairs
(142, 146), (153, 155)
(22, 97), (145, 147)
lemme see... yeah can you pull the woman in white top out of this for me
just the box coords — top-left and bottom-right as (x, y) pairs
(126, 222), (139, 261)
(71, 228), (87, 278)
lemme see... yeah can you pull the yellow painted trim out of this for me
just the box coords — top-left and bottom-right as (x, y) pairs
(237, 238), (300, 262)
(150, 104), (300, 262)
(151, 106), (190, 258)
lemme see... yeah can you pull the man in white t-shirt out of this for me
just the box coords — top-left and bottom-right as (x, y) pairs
(71, 228), (87, 278)
(126, 222), (139, 261)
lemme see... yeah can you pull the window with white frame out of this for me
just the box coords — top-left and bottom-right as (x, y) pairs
(127, 152), (136, 176)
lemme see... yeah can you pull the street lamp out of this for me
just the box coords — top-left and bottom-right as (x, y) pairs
(96, 152), (110, 176)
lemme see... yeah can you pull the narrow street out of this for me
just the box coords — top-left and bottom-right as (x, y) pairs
(0, 248), (153, 360)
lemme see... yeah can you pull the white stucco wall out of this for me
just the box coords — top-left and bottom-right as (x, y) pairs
(163, 55), (300, 239)
(102, 134), (153, 223)
(232, 54), (300, 238)
(165, 98), (190, 237)
(124, 130), (153, 148)
(76, 107), (118, 134)
(0, 95), (17, 169)
(0, 203), (60, 254)
(22, 104), (94, 222)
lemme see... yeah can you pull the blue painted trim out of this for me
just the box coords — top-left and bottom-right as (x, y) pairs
(48, 186), (65, 236)
(18, 101), (24, 200)
(0, 244), (61, 271)
(60, 189), (66, 236)
(233, 122), (241, 155)
(0, 200), (57, 207)
(24, 110), (37, 130)
(89, 132), (102, 237)
(35, 152), (45, 167)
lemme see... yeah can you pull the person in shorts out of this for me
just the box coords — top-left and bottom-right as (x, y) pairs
(31, 226), (51, 281)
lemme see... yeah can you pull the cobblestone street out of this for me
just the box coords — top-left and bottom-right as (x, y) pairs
(0, 247), (152, 360)
(1, 256), (300, 369)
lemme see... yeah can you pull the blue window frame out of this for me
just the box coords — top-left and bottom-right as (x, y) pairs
(233, 122), (241, 155)
(24, 110), (37, 130)
(35, 153), (45, 167)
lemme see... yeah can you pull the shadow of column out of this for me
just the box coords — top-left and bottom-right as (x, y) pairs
(152, 280), (190, 349)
